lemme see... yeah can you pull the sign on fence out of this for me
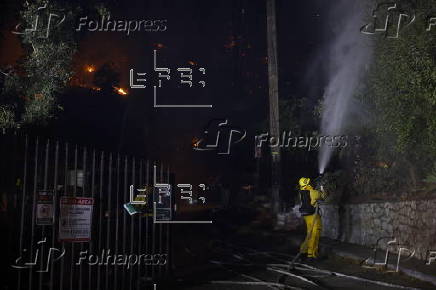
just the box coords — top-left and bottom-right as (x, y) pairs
(59, 197), (94, 242)
(154, 184), (172, 221)
(36, 190), (54, 225)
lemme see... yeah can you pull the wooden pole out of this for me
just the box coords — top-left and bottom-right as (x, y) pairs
(266, 0), (281, 214)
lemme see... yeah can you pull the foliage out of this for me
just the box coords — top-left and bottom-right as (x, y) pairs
(353, 0), (436, 192)
(367, 1), (435, 157)
(0, 0), (78, 128)
(424, 163), (436, 184)
(316, 170), (346, 202)
(0, 105), (16, 129)
(93, 62), (120, 91)
(0, 0), (111, 129)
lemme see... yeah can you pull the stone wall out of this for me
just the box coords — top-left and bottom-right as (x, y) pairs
(320, 199), (436, 260)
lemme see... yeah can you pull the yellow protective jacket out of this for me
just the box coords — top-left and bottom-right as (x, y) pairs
(299, 184), (327, 258)
(300, 184), (327, 207)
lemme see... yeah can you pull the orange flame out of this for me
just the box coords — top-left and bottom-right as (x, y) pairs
(192, 137), (203, 149)
(113, 86), (128, 95)
(85, 65), (95, 73)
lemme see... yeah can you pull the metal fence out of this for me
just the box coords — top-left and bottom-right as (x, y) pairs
(0, 133), (172, 290)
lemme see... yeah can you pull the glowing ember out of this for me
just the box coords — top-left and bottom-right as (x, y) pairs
(188, 60), (197, 66)
(85, 65), (95, 73)
(114, 86), (128, 95)
(192, 137), (201, 148)
(75, 83), (101, 91)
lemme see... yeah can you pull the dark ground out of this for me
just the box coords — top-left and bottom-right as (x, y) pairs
(160, 206), (435, 290)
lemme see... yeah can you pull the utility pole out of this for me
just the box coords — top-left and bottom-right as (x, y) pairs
(266, 0), (281, 214)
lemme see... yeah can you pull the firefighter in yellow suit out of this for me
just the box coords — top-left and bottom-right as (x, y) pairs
(298, 177), (327, 260)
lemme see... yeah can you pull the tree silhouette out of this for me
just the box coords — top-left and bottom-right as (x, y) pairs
(93, 62), (120, 91)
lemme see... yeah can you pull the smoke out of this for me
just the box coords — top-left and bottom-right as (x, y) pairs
(318, 0), (373, 174)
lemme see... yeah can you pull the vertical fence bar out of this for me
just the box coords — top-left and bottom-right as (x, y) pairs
(49, 141), (59, 290)
(145, 160), (150, 282)
(137, 160), (143, 284)
(158, 164), (163, 279)
(73, 146), (78, 195)
(114, 154), (120, 289)
(79, 147), (87, 290)
(96, 152), (104, 290)
(28, 137), (39, 290)
(166, 165), (170, 277)
(88, 150), (96, 288)
(17, 136), (28, 290)
(129, 158), (135, 290)
(152, 162), (156, 281)
(38, 140), (50, 290)
(60, 143), (68, 290)
(105, 153), (112, 290)
(70, 146), (78, 290)
(122, 156), (128, 288)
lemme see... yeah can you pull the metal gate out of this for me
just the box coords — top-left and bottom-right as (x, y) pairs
(0, 133), (172, 290)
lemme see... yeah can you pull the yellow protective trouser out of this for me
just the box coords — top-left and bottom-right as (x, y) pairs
(299, 214), (322, 258)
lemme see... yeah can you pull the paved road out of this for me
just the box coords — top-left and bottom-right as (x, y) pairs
(173, 240), (433, 290)
(166, 217), (434, 290)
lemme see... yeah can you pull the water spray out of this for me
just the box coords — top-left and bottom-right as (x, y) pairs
(314, 173), (325, 192)
(319, 167), (325, 176)
(316, 1), (372, 174)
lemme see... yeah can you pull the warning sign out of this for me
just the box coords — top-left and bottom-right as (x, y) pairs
(59, 197), (94, 242)
(36, 190), (54, 225)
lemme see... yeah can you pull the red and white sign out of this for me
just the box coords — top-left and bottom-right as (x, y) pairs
(36, 191), (54, 225)
(59, 197), (94, 242)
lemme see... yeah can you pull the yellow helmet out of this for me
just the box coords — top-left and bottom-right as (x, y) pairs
(299, 177), (310, 187)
